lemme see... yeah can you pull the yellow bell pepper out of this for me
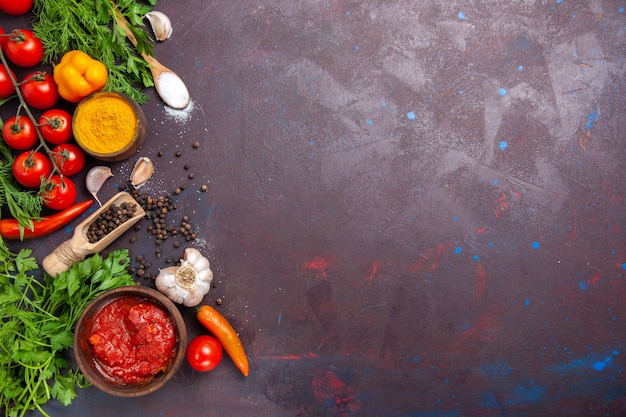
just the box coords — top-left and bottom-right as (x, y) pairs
(53, 50), (108, 103)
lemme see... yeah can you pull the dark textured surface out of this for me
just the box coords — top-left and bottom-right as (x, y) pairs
(2, 1), (625, 416)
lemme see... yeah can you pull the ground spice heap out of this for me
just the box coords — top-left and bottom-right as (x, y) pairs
(87, 202), (138, 243)
(73, 93), (137, 154)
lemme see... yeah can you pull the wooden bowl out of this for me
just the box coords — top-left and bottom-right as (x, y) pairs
(74, 286), (187, 397)
(73, 91), (147, 162)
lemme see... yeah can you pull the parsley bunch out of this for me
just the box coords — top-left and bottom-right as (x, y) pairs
(0, 249), (137, 417)
(32, 0), (158, 104)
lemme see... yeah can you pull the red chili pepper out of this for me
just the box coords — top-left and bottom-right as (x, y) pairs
(0, 199), (93, 239)
(197, 304), (249, 376)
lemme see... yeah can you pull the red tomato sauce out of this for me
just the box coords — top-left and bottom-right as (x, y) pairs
(88, 295), (177, 385)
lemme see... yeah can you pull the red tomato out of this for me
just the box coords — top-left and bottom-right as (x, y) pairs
(12, 151), (52, 188)
(38, 109), (73, 144)
(20, 71), (59, 109)
(3, 29), (43, 67)
(51, 143), (85, 176)
(2, 115), (38, 150)
(0, 0), (34, 16)
(0, 64), (16, 98)
(40, 175), (77, 210)
(186, 335), (223, 372)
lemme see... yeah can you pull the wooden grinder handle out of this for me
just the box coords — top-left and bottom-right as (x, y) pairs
(42, 240), (91, 277)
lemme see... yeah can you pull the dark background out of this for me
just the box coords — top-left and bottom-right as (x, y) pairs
(2, 1), (624, 416)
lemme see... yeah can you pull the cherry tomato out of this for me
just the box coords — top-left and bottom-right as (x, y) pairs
(20, 71), (59, 110)
(40, 175), (77, 211)
(12, 151), (52, 189)
(186, 335), (223, 372)
(51, 143), (85, 176)
(3, 29), (43, 67)
(0, 0), (34, 16)
(38, 109), (73, 144)
(2, 115), (38, 150)
(0, 64), (16, 98)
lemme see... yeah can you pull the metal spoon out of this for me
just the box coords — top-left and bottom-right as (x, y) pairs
(114, 11), (190, 109)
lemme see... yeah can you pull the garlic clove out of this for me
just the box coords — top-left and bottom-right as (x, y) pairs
(194, 279), (212, 295)
(184, 248), (212, 282)
(183, 288), (205, 307)
(130, 157), (153, 189)
(86, 166), (113, 206)
(184, 247), (204, 264)
(145, 11), (173, 41)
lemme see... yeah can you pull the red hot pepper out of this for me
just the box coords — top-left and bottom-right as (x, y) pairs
(0, 199), (93, 239)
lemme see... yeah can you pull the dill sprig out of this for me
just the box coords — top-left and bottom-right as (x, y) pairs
(32, 0), (158, 104)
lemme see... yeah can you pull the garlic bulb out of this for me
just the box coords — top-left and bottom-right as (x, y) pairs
(145, 11), (172, 41)
(155, 248), (213, 307)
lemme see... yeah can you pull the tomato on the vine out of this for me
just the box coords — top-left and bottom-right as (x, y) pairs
(2, 115), (38, 150)
(51, 143), (85, 176)
(12, 151), (52, 189)
(20, 71), (59, 109)
(186, 335), (223, 372)
(40, 175), (77, 211)
(0, 0), (34, 16)
(3, 29), (43, 67)
(0, 64), (16, 98)
(38, 109), (73, 144)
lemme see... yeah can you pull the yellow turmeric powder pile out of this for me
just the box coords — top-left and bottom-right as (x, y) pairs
(73, 93), (138, 155)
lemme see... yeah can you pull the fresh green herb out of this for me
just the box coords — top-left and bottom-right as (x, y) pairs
(0, 249), (137, 417)
(32, 0), (158, 104)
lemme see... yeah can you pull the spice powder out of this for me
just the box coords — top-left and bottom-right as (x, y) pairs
(74, 93), (138, 155)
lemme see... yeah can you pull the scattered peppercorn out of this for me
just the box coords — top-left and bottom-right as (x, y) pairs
(216, 298), (223, 305)
(121, 180), (199, 252)
(201, 185), (208, 192)
(175, 151), (182, 157)
(193, 141), (200, 148)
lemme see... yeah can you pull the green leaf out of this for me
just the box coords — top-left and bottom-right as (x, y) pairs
(52, 270), (68, 293)
(0, 286), (21, 305)
(14, 249), (37, 272)
(51, 373), (77, 406)
(74, 371), (91, 388)
(94, 0), (111, 23)
(49, 331), (73, 351)
(12, 350), (52, 364)
(66, 269), (80, 297)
